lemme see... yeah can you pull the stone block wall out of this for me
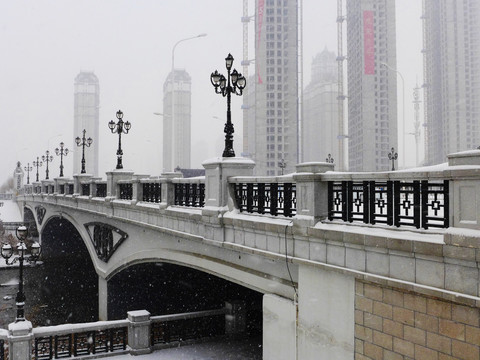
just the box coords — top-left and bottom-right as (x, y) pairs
(355, 280), (480, 360)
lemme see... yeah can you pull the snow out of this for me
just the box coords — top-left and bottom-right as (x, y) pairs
(110, 337), (262, 360)
(0, 200), (22, 222)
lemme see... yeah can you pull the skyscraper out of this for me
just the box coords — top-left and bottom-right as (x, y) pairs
(247, 0), (299, 176)
(423, 0), (480, 165)
(303, 48), (339, 163)
(163, 69), (192, 171)
(73, 72), (99, 176)
(346, 0), (398, 172)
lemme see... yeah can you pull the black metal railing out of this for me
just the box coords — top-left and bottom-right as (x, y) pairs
(81, 184), (90, 196)
(59, 184), (65, 195)
(96, 183), (107, 197)
(33, 327), (127, 360)
(67, 184), (74, 195)
(143, 183), (161, 203)
(328, 180), (449, 229)
(0, 339), (6, 360)
(174, 183), (205, 207)
(150, 311), (225, 346)
(119, 183), (133, 200)
(233, 183), (296, 217)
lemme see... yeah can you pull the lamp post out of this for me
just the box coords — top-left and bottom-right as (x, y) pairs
(210, 54), (247, 157)
(169, 33), (207, 171)
(42, 151), (53, 180)
(388, 147), (398, 171)
(1, 226), (41, 322)
(33, 157), (42, 182)
(55, 142), (69, 177)
(278, 158), (286, 175)
(326, 154), (334, 164)
(75, 129), (93, 174)
(108, 110), (131, 170)
(24, 163), (33, 185)
(381, 62), (405, 168)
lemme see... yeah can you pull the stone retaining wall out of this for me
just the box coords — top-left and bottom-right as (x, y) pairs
(355, 280), (480, 360)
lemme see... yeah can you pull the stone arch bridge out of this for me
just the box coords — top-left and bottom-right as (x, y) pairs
(15, 152), (480, 359)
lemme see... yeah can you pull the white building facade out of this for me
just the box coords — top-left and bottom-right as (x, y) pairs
(73, 72), (100, 176)
(346, 0), (398, 172)
(423, 0), (480, 165)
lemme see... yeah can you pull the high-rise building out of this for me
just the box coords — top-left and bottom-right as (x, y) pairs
(246, 0), (299, 176)
(162, 69), (192, 171)
(346, 0), (397, 172)
(423, 0), (480, 165)
(73, 72), (99, 176)
(303, 48), (339, 163)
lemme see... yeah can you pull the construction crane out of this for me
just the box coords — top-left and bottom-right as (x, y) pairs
(337, 0), (347, 170)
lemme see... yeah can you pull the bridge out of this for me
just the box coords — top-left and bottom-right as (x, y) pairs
(6, 150), (480, 359)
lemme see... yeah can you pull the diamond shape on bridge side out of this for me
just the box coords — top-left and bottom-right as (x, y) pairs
(84, 222), (128, 262)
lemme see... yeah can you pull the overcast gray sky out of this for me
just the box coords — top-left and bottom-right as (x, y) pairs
(0, 0), (422, 185)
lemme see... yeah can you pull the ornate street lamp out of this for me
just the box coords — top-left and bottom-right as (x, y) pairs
(24, 163), (33, 184)
(278, 159), (287, 175)
(388, 147), (398, 171)
(42, 151), (54, 180)
(33, 157), (43, 182)
(55, 142), (69, 177)
(1, 226), (41, 322)
(75, 129), (93, 174)
(210, 54), (246, 157)
(326, 154), (334, 164)
(108, 110), (131, 170)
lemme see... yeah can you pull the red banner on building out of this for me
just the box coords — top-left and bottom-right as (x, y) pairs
(363, 10), (375, 75)
(257, 0), (264, 84)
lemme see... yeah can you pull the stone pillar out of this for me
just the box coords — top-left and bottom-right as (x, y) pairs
(159, 172), (183, 209)
(225, 300), (246, 336)
(447, 150), (480, 229)
(202, 157), (255, 216)
(98, 276), (108, 321)
(263, 294), (296, 360)
(8, 321), (33, 360)
(293, 162), (334, 228)
(297, 264), (355, 360)
(106, 170), (134, 198)
(73, 174), (93, 195)
(127, 310), (152, 355)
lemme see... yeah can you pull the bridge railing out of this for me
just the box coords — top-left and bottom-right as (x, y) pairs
(229, 175), (297, 217)
(0, 329), (8, 360)
(172, 177), (205, 208)
(3, 305), (241, 360)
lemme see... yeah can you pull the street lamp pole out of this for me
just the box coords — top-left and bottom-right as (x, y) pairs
(210, 54), (247, 157)
(1, 226), (41, 322)
(388, 147), (398, 171)
(75, 129), (93, 174)
(108, 110), (131, 170)
(24, 163), (33, 185)
(42, 151), (54, 180)
(170, 33), (207, 170)
(55, 142), (69, 177)
(33, 157), (42, 182)
(381, 62), (405, 168)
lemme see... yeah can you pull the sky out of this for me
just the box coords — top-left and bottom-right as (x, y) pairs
(0, 0), (423, 186)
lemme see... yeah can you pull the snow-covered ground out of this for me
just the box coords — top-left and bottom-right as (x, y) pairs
(110, 337), (262, 360)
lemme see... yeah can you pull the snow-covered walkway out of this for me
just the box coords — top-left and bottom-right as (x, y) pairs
(110, 337), (262, 360)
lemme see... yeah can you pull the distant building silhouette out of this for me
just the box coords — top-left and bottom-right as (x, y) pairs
(244, 0), (299, 176)
(73, 71), (99, 176)
(303, 48), (339, 163)
(423, 0), (480, 165)
(163, 69), (192, 171)
(346, 0), (398, 171)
